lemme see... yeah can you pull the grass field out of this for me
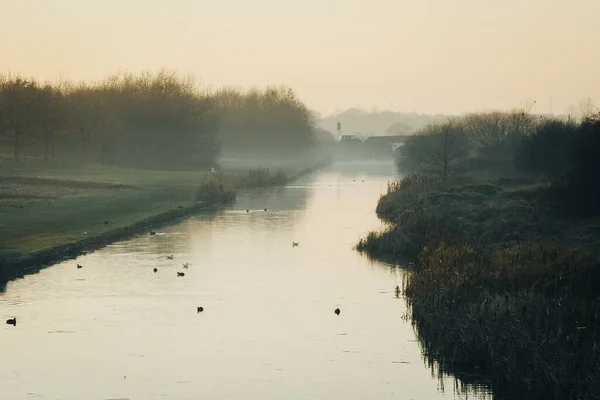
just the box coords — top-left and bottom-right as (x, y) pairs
(0, 156), (325, 261)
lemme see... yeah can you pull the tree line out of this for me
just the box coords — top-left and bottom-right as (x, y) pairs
(396, 107), (600, 216)
(0, 71), (318, 169)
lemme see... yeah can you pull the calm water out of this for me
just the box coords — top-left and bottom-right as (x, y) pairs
(0, 161), (492, 400)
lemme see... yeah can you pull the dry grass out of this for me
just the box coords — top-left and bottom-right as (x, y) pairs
(405, 242), (600, 399)
(358, 173), (600, 399)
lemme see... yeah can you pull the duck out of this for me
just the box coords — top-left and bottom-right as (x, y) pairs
(197, 306), (204, 313)
(153, 267), (158, 273)
(334, 308), (341, 316)
(6, 317), (16, 326)
(104, 220), (109, 225)
(77, 264), (83, 269)
(177, 272), (185, 277)
(264, 208), (268, 211)
(182, 262), (189, 269)
(292, 242), (299, 247)
(246, 209), (250, 213)
(149, 231), (157, 235)
(166, 255), (174, 260)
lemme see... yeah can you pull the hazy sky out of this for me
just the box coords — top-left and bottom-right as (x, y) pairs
(1, 0), (599, 115)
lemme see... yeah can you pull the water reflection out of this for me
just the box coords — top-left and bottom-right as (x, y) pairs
(0, 161), (493, 400)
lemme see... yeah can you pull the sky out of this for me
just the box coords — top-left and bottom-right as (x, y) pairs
(1, 0), (599, 116)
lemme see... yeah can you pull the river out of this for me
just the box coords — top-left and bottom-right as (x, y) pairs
(0, 161), (492, 400)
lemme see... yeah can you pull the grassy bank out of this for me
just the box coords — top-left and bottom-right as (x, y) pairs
(356, 111), (600, 399)
(0, 158), (326, 284)
(357, 173), (600, 398)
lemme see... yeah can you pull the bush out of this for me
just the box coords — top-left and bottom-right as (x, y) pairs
(195, 177), (236, 204)
(239, 168), (288, 188)
(538, 114), (600, 217)
(565, 114), (600, 206)
(514, 118), (577, 178)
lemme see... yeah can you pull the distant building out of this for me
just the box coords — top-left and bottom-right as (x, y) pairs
(392, 142), (404, 152)
(362, 135), (410, 158)
(339, 134), (362, 144)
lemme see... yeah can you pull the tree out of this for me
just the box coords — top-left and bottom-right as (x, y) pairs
(214, 85), (316, 156)
(397, 119), (470, 181)
(385, 121), (413, 135)
(1, 77), (40, 162)
(65, 87), (104, 160)
(578, 97), (598, 120)
(37, 85), (65, 161)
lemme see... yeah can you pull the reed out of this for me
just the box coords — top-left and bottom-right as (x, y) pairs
(405, 242), (599, 399)
(358, 172), (600, 398)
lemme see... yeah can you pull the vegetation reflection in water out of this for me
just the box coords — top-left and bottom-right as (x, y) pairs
(0, 163), (495, 400)
(358, 111), (600, 399)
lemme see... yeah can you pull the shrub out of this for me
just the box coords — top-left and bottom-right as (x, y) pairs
(543, 114), (600, 217)
(514, 118), (577, 178)
(195, 176), (236, 204)
(239, 168), (288, 188)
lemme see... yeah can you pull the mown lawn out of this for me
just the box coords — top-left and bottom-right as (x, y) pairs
(0, 157), (323, 258)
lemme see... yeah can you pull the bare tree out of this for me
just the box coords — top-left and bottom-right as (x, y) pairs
(398, 119), (469, 181)
(578, 97), (598, 119)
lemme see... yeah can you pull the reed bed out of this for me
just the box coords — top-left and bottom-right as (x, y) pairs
(405, 242), (600, 399)
(358, 173), (600, 399)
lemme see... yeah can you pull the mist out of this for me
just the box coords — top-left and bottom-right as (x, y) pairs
(2, 1), (600, 399)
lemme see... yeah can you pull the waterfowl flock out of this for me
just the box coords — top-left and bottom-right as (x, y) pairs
(5, 195), (384, 329)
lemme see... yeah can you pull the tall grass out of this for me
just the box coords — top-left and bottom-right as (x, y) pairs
(195, 176), (236, 204)
(405, 242), (599, 399)
(240, 168), (288, 188)
(358, 170), (600, 398)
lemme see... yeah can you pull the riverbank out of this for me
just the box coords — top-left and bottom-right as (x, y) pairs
(357, 173), (600, 399)
(0, 158), (328, 286)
